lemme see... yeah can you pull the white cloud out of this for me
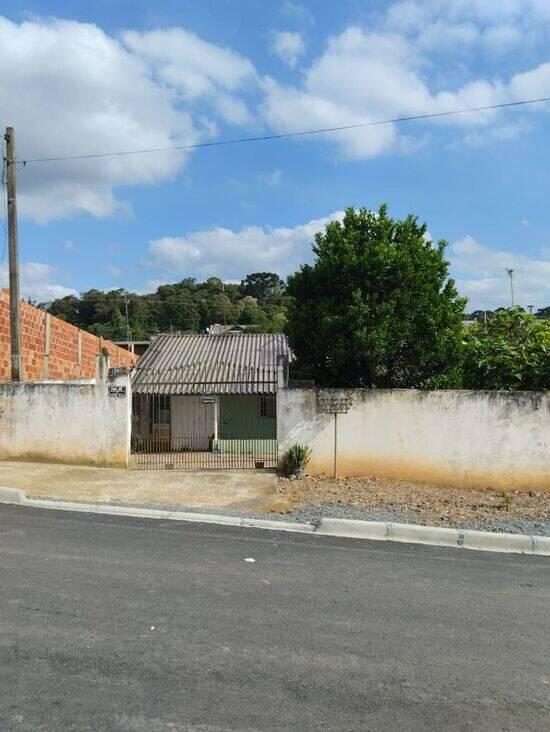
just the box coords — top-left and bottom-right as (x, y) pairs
(450, 234), (550, 309)
(258, 169), (283, 186)
(383, 1), (546, 57)
(0, 17), (199, 223)
(122, 27), (256, 97)
(145, 211), (344, 280)
(105, 265), (122, 277)
(260, 23), (550, 159)
(122, 27), (257, 126)
(0, 261), (77, 302)
(281, 1), (314, 25)
(0, 17), (259, 223)
(4, 4), (550, 225)
(271, 31), (306, 67)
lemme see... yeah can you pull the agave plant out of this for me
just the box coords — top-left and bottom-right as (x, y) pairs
(283, 443), (311, 476)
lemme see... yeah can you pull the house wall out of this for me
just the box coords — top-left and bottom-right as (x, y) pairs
(0, 290), (138, 380)
(219, 395), (276, 439)
(0, 361), (131, 467)
(277, 388), (550, 490)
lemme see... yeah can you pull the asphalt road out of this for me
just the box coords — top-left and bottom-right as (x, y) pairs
(0, 505), (549, 731)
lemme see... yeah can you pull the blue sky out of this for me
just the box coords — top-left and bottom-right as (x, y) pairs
(1, 0), (550, 310)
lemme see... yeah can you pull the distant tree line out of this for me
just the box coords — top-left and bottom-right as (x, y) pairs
(464, 306), (550, 322)
(44, 206), (550, 391)
(44, 273), (287, 341)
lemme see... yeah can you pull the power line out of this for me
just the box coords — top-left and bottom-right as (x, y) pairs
(20, 96), (550, 165)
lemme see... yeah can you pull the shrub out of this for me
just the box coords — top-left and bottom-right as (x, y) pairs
(282, 443), (311, 475)
(462, 308), (550, 390)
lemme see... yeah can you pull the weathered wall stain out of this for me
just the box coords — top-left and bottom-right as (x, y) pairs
(307, 455), (550, 491)
(278, 388), (550, 491)
(0, 366), (131, 468)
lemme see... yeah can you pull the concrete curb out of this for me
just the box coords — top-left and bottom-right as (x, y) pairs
(318, 517), (550, 555)
(0, 487), (548, 556)
(0, 487), (27, 505)
(19, 497), (316, 535)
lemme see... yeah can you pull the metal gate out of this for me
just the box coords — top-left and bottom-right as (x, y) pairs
(131, 392), (277, 470)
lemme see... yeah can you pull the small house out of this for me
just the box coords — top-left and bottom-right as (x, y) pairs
(130, 332), (291, 469)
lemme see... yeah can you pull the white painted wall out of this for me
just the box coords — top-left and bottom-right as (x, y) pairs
(278, 388), (550, 490)
(0, 367), (131, 467)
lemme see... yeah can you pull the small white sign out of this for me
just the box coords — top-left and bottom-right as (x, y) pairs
(108, 385), (126, 397)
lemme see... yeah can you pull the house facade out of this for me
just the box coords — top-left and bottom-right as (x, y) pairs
(130, 332), (291, 469)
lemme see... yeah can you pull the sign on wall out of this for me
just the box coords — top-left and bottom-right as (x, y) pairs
(108, 385), (127, 397)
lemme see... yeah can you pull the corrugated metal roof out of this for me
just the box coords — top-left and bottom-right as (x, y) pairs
(131, 333), (292, 395)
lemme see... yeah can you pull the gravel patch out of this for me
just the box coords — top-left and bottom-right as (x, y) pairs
(288, 502), (550, 536)
(276, 475), (550, 536)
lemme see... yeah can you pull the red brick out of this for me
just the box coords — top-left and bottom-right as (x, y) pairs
(0, 289), (138, 380)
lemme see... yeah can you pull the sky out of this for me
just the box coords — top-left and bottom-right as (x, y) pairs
(1, 0), (550, 311)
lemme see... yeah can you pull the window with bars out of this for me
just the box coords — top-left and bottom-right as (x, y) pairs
(259, 396), (276, 418)
(151, 394), (171, 429)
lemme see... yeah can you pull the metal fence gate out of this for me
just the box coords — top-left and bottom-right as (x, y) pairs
(130, 392), (278, 470)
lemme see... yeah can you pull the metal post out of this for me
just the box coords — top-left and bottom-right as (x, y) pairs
(506, 267), (514, 307)
(333, 412), (338, 479)
(5, 127), (21, 380)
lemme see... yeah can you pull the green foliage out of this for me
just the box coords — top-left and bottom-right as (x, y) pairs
(43, 274), (286, 340)
(240, 272), (285, 306)
(462, 308), (550, 390)
(282, 443), (311, 475)
(285, 205), (466, 388)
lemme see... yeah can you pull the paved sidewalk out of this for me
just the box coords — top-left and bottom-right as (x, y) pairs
(0, 461), (277, 510)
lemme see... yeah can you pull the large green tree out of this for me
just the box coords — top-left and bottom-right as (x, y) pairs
(462, 308), (550, 390)
(285, 205), (466, 388)
(240, 272), (285, 306)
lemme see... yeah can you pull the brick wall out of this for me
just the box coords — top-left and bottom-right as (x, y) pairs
(0, 290), (138, 381)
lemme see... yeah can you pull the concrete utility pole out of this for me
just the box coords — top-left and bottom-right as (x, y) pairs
(123, 292), (131, 343)
(4, 127), (22, 381)
(505, 267), (515, 307)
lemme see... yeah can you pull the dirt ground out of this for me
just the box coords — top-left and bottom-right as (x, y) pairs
(273, 474), (550, 532)
(0, 461), (276, 510)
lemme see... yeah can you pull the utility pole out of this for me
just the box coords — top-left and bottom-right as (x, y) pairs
(4, 127), (22, 381)
(123, 292), (132, 343)
(505, 267), (515, 307)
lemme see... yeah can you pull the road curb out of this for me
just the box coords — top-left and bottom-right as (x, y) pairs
(0, 488), (548, 555)
(318, 517), (550, 555)
(0, 487), (27, 505)
(21, 497), (316, 535)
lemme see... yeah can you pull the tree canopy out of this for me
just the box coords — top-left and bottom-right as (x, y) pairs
(462, 308), (550, 390)
(45, 275), (287, 340)
(285, 205), (466, 388)
(43, 206), (549, 392)
(240, 272), (285, 306)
